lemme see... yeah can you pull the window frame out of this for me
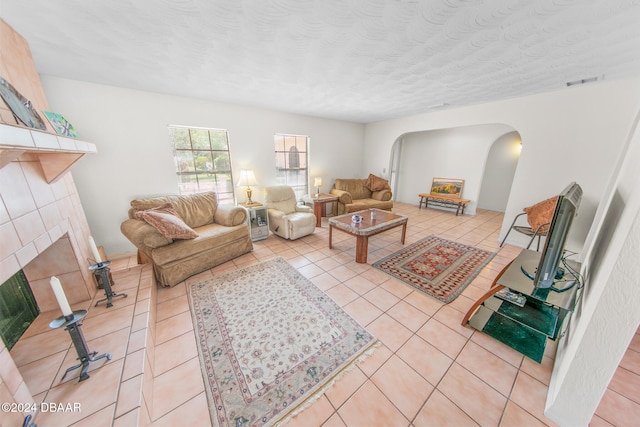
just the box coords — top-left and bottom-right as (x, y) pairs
(168, 125), (235, 203)
(274, 133), (309, 201)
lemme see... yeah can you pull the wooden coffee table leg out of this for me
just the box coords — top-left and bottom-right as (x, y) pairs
(314, 202), (322, 227)
(355, 236), (369, 263)
(400, 222), (407, 244)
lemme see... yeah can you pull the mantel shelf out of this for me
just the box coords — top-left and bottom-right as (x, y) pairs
(0, 123), (97, 183)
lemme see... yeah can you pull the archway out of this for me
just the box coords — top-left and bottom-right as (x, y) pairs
(388, 124), (520, 216)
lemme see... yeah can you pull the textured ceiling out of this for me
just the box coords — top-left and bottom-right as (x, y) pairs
(2, 0), (640, 123)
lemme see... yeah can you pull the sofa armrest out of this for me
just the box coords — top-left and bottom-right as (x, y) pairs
(214, 204), (247, 226)
(372, 189), (392, 201)
(295, 205), (313, 213)
(120, 219), (173, 250)
(268, 209), (286, 220)
(330, 188), (352, 204)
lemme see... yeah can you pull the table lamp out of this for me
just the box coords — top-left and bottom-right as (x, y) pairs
(237, 170), (258, 204)
(314, 177), (322, 196)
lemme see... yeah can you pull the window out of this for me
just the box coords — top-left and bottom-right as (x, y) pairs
(168, 125), (234, 203)
(274, 133), (309, 200)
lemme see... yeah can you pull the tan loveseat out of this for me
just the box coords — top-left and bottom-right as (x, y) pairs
(330, 175), (393, 215)
(120, 192), (253, 287)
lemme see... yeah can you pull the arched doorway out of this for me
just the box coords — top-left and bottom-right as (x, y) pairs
(388, 124), (521, 215)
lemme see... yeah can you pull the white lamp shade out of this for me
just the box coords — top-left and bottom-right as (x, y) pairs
(314, 177), (322, 187)
(237, 170), (258, 187)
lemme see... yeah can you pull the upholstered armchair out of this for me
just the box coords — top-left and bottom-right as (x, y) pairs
(264, 186), (316, 240)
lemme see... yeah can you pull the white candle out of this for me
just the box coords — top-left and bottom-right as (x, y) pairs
(89, 236), (102, 263)
(50, 276), (73, 317)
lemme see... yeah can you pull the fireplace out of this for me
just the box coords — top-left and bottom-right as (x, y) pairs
(0, 146), (99, 406)
(0, 231), (99, 353)
(0, 270), (38, 350)
(0, 18), (100, 415)
(0, 20), (156, 426)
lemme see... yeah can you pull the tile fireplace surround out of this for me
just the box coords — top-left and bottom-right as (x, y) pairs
(0, 155), (158, 427)
(0, 18), (153, 427)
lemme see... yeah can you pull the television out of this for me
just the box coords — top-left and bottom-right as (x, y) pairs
(532, 182), (583, 289)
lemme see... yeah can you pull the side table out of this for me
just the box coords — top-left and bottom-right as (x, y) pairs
(239, 202), (269, 241)
(310, 194), (339, 227)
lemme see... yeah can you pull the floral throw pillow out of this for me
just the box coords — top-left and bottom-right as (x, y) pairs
(365, 173), (391, 191)
(524, 196), (559, 232)
(135, 203), (198, 239)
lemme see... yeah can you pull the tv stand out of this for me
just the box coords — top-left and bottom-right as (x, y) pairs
(462, 249), (580, 362)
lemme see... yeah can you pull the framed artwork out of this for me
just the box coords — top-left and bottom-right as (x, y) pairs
(43, 111), (79, 138)
(430, 178), (464, 198)
(0, 77), (47, 130)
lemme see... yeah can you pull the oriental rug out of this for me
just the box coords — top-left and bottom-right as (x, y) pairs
(372, 235), (495, 303)
(187, 257), (377, 427)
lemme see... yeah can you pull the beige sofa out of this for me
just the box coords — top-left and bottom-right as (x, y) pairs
(120, 192), (253, 287)
(330, 176), (393, 215)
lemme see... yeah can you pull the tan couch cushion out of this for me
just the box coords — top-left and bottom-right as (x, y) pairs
(524, 196), (558, 231)
(151, 223), (249, 265)
(131, 192), (218, 228)
(365, 174), (391, 191)
(135, 203), (198, 239)
(334, 178), (372, 200)
(343, 199), (394, 213)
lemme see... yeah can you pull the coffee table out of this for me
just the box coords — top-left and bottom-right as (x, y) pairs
(310, 193), (339, 227)
(329, 209), (408, 263)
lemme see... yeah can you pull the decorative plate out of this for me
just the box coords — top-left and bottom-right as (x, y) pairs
(43, 111), (79, 138)
(0, 76), (47, 130)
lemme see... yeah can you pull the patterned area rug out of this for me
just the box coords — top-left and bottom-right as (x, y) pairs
(373, 235), (496, 303)
(187, 257), (377, 427)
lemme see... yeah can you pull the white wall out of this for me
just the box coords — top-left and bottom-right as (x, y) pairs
(363, 78), (640, 425)
(477, 131), (521, 212)
(363, 78), (640, 253)
(393, 124), (515, 215)
(545, 109), (640, 425)
(41, 76), (366, 254)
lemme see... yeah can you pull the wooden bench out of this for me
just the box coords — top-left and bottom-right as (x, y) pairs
(418, 193), (470, 216)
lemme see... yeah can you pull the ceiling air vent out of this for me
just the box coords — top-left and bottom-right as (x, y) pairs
(565, 76), (602, 87)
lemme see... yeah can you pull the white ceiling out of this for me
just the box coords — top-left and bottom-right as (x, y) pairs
(2, 0), (640, 123)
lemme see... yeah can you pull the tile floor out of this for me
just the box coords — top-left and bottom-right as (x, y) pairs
(9, 202), (640, 426)
(147, 202), (640, 426)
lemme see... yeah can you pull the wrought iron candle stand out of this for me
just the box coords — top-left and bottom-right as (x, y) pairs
(90, 260), (127, 308)
(49, 310), (112, 382)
